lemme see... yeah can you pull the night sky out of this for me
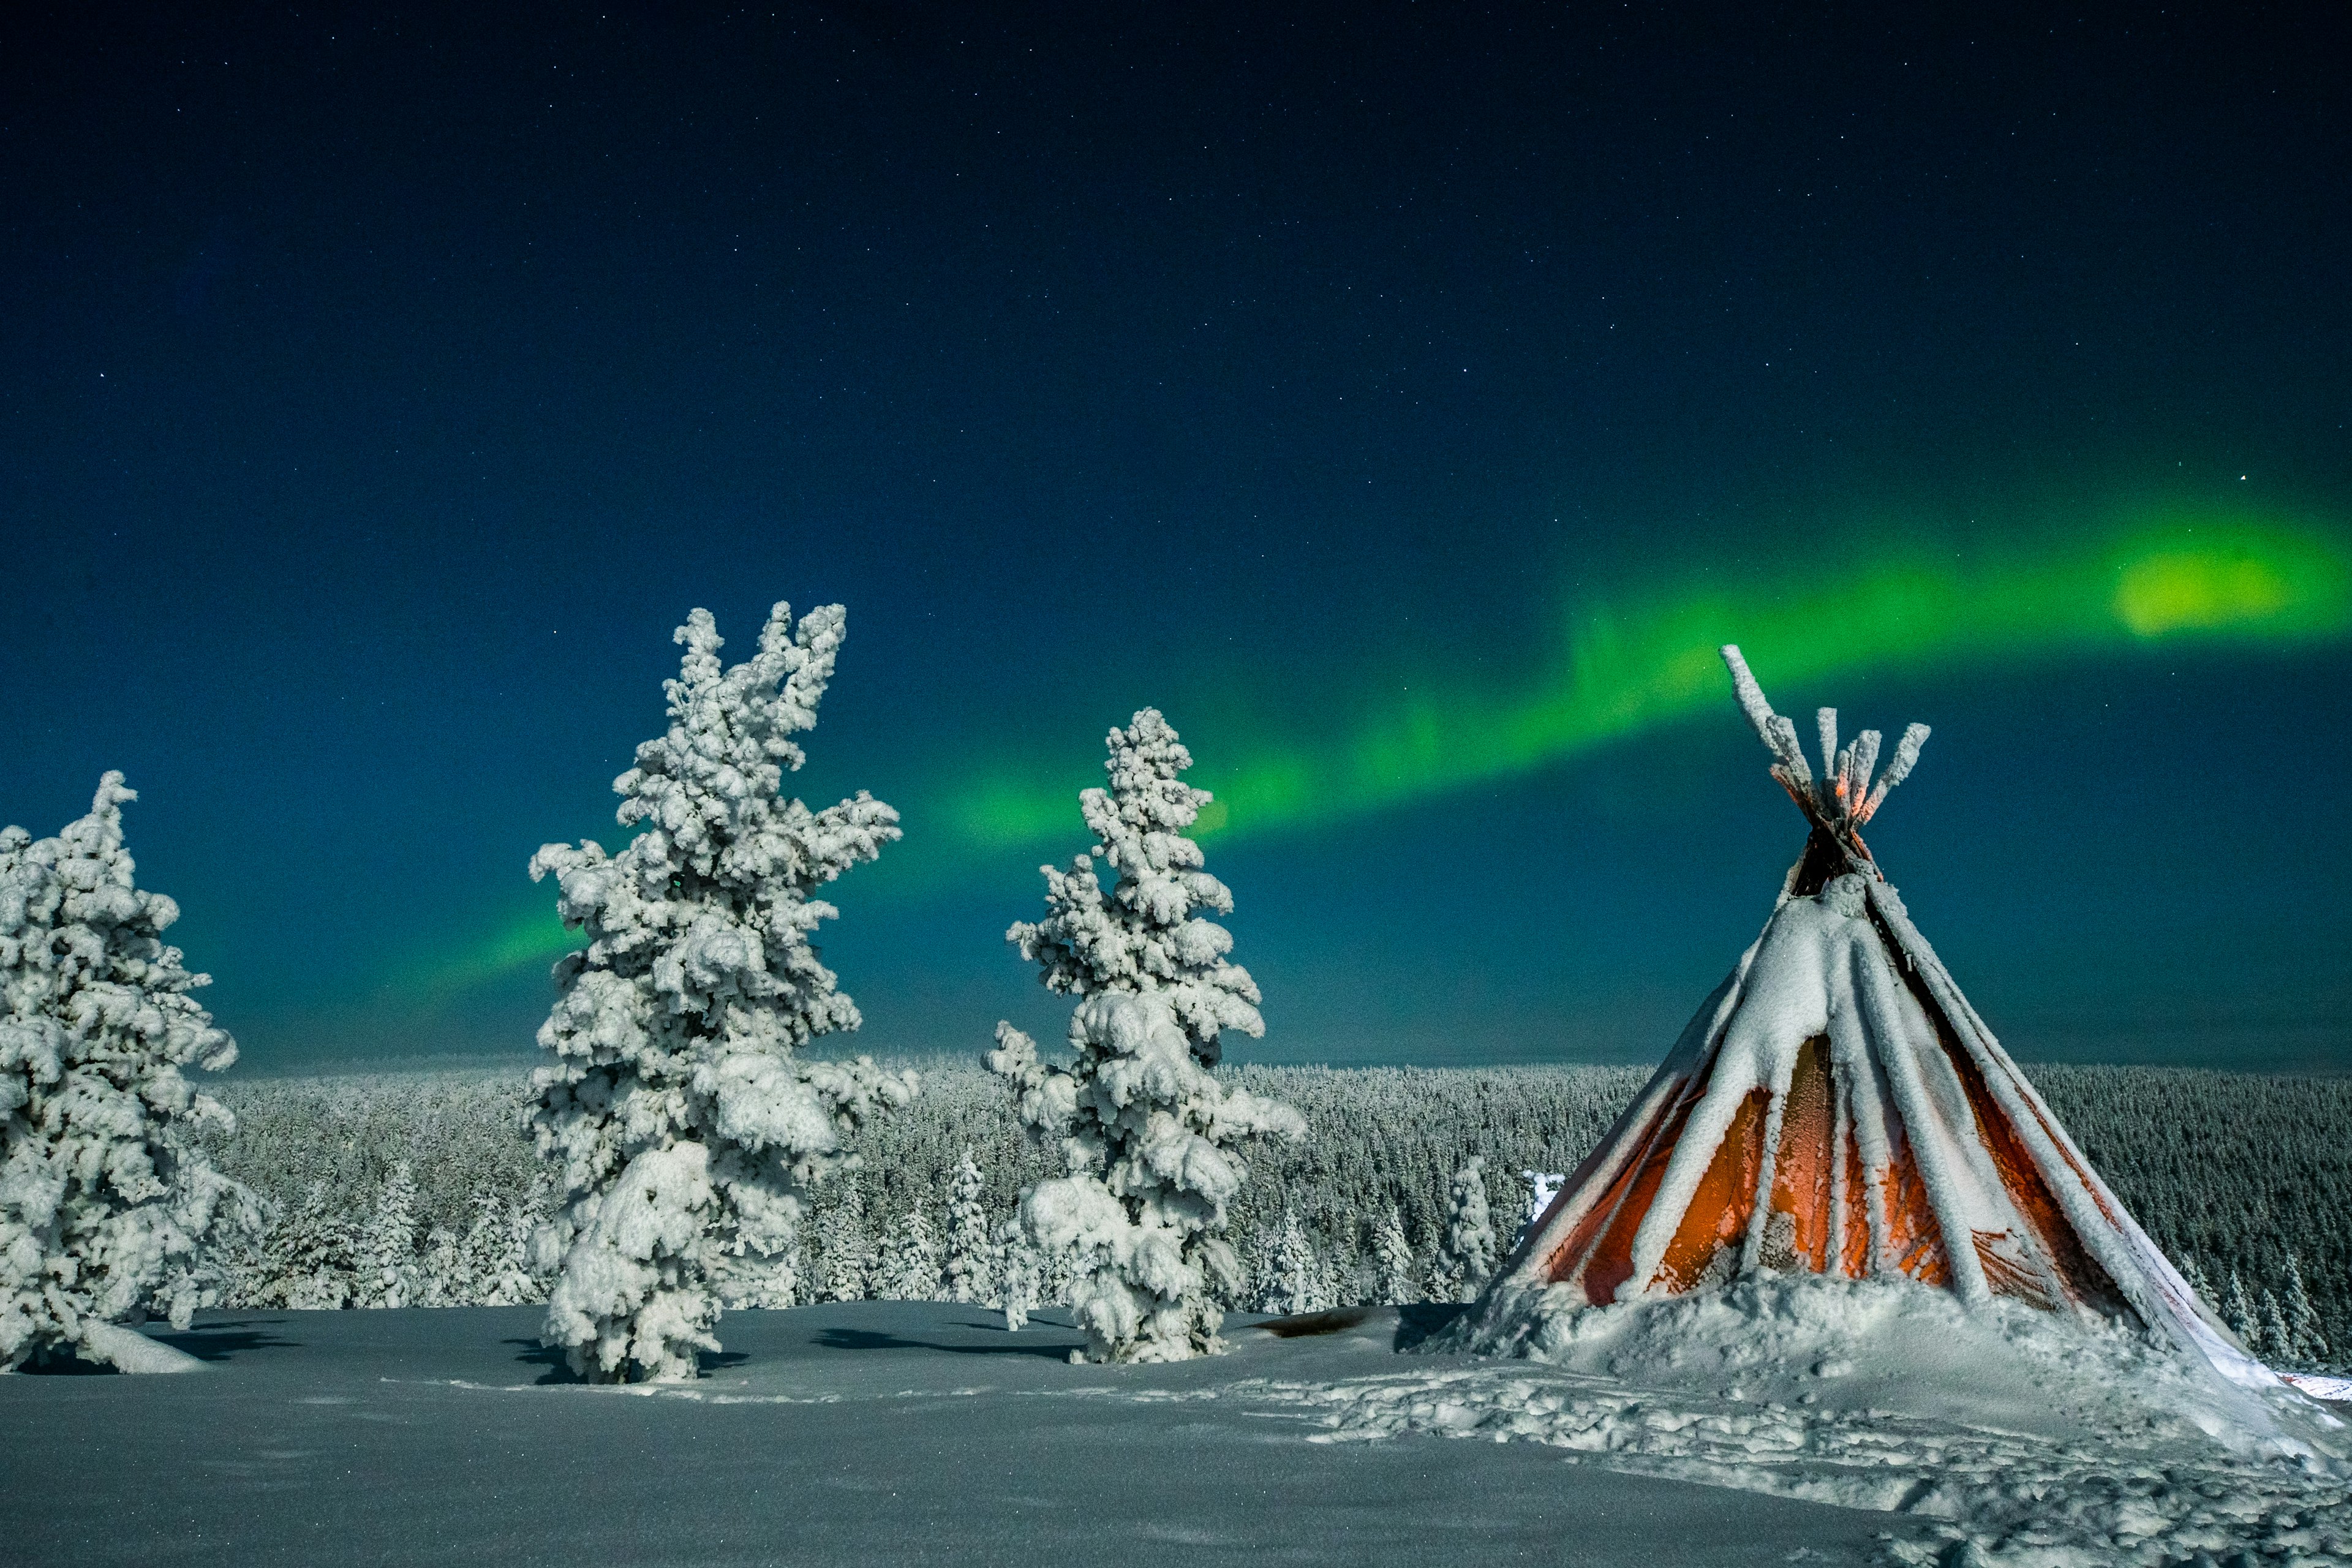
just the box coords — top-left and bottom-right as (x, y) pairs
(4, 4), (2346, 1073)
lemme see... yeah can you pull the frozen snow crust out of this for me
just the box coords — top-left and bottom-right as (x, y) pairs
(4, 1299), (2343, 1564)
(0, 1302), (1951, 1567)
(1286, 1274), (2351, 1565)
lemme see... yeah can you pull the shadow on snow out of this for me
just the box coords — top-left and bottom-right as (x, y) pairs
(503, 1337), (750, 1384)
(814, 1324), (1084, 1361)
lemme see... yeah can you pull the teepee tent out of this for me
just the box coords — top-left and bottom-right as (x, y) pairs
(1481, 646), (2266, 1385)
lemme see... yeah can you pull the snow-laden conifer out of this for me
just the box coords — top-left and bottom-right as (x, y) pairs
(355, 1160), (420, 1308)
(1001, 709), (1265, 1067)
(2175, 1253), (2216, 1314)
(816, 1184), (872, 1302)
(989, 710), (1302, 1362)
(418, 1226), (465, 1307)
(1431, 1157), (1498, 1303)
(881, 1209), (941, 1300)
(943, 1150), (993, 1305)
(2258, 1289), (2294, 1366)
(995, 1219), (1037, 1330)
(2282, 1254), (2331, 1367)
(454, 1189), (504, 1303)
(485, 1181), (550, 1306)
(255, 1181), (358, 1310)
(769, 1243), (807, 1309)
(1261, 1208), (1326, 1315)
(1372, 1207), (1420, 1306)
(1241, 1219), (1280, 1308)
(2222, 1270), (2261, 1351)
(527, 601), (914, 1381)
(0, 775), (258, 1371)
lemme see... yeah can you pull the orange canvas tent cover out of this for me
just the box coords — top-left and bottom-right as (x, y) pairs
(1482, 646), (2264, 1385)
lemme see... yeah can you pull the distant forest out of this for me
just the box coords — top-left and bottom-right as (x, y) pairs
(202, 1061), (2350, 1371)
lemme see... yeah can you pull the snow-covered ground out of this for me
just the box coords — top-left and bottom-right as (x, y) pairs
(1327, 1276), (2352, 1566)
(1, 1295), (2344, 1566)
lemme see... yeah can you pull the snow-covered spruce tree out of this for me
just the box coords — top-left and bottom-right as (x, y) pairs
(2223, 1270), (2262, 1352)
(0, 774), (259, 1372)
(942, 1149), (993, 1305)
(1262, 1208), (1326, 1316)
(2176, 1253), (2217, 1314)
(472, 1178), (551, 1308)
(816, 1183), (873, 1302)
(418, 1226), (466, 1308)
(251, 1180), (358, 1310)
(1000, 710), (1265, 1069)
(1241, 1219), (1281, 1308)
(2259, 1289), (2294, 1367)
(1431, 1157), (1498, 1304)
(454, 1188), (505, 1304)
(995, 1218), (1037, 1331)
(528, 601), (915, 1382)
(2282, 1254), (2331, 1368)
(881, 1209), (941, 1300)
(988, 709), (1303, 1363)
(355, 1160), (420, 1308)
(1371, 1207), (1420, 1306)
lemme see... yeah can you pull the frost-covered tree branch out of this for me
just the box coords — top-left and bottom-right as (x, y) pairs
(528, 600), (914, 1382)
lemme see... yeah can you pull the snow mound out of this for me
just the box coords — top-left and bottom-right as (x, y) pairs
(2286, 1374), (2352, 1405)
(72, 1322), (205, 1374)
(1261, 1277), (2351, 1566)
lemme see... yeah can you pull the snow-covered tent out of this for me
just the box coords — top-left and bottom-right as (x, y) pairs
(1474, 646), (2266, 1386)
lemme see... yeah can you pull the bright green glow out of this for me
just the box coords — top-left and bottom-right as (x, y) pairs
(420, 506), (2352, 991)
(2113, 548), (2301, 636)
(949, 510), (2352, 852)
(402, 902), (579, 999)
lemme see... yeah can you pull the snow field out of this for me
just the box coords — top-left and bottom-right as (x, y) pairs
(0, 1302), (1935, 1567)
(1262, 1276), (2352, 1567)
(9, 1293), (2341, 1564)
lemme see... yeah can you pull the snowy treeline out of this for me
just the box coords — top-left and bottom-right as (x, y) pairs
(2035, 1065), (2352, 1370)
(841, 1061), (1639, 1316)
(198, 1072), (551, 1308)
(197, 1060), (2352, 1371)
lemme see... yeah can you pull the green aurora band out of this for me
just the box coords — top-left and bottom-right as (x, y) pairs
(959, 511), (2352, 846)
(426, 509), (2351, 992)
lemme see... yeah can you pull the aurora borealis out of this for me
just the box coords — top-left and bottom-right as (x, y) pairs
(410, 500), (2352, 1042)
(442, 504), (2352, 976)
(946, 512), (2352, 854)
(5, 6), (2348, 1071)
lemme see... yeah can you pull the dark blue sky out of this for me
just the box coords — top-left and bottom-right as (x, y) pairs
(4, 3), (2347, 1072)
